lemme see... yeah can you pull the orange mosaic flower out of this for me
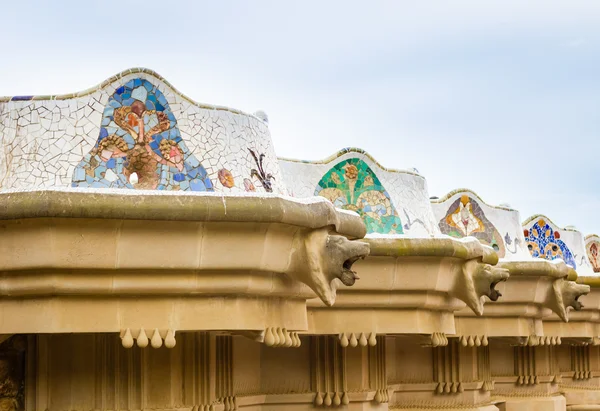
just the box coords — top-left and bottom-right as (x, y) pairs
(344, 164), (358, 181)
(218, 169), (235, 188)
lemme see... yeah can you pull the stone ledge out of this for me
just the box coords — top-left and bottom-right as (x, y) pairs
(0, 189), (366, 238)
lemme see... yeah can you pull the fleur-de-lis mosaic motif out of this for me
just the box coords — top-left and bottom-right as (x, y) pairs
(248, 148), (274, 193)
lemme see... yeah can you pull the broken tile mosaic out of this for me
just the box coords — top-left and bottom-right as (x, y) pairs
(586, 236), (600, 273)
(523, 218), (576, 269)
(71, 78), (213, 191)
(314, 158), (403, 234)
(278, 149), (440, 237)
(0, 68), (283, 195)
(438, 195), (506, 257)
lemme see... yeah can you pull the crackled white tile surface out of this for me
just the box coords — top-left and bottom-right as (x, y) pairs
(279, 148), (439, 238)
(0, 68), (284, 195)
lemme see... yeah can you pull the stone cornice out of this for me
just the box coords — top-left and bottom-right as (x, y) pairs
(0, 190), (371, 339)
(305, 236), (508, 339)
(0, 189), (365, 238)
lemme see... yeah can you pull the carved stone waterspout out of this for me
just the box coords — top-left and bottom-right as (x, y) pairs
(451, 258), (510, 316)
(549, 278), (590, 322)
(289, 228), (370, 307)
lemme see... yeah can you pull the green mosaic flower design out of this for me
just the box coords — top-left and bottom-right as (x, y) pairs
(315, 158), (403, 234)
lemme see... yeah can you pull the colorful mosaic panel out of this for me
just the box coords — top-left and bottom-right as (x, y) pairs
(71, 78), (213, 191)
(438, 195), (506, 257)
(586, 240), (600, 273)
(315, 158), (403, 234)
(524, 218), (576, 268)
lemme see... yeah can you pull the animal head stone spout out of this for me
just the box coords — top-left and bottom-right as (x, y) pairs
(328, 235), (370, 288)
(566, 283), (590, 311)
(292, 228), (370, 306)
(549, 279), (590, 322)
(452, 259), (510, 316)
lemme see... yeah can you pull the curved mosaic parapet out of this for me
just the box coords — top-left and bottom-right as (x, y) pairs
(278, 148), (439, 237)
(0, 68), (284, 194)
(430, 189), (531, 261)
(585, 234), (600, 274)
(522, 215), (596, 276)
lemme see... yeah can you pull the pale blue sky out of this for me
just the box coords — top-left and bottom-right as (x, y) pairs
(2, 1), (600, 233)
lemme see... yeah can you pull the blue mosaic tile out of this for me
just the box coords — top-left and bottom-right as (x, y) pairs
(11, 96), (34, 101)
(524, 218), (576, 269)
(71, 78), (213, 192)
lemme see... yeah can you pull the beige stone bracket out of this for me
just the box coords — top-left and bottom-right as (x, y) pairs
(120, 328), (176, 348)
(515, 346), (539, 386)
(435, 381), (465, 394)
(219, 396), (237, 411)
(369, 338), (388, 403)
(431, 332), (449, 347)
(311, 336), (353, 407)
(571, 345), (593, 381)
(264, 328), (301, 347)
(478, 345), (495, 392)
(517, 335), (562, 346)
(433, 341), (464, 396)
(482, 380), (495, 391)
(373, 388), (390, 403)
(573, 371), (593, 380)
(516, 375), (539, 385)
(337, 332), (377, 347)
(458, 335), (489, 347)
(237, 328), (301, 348)
(314, 391), (350, 407)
